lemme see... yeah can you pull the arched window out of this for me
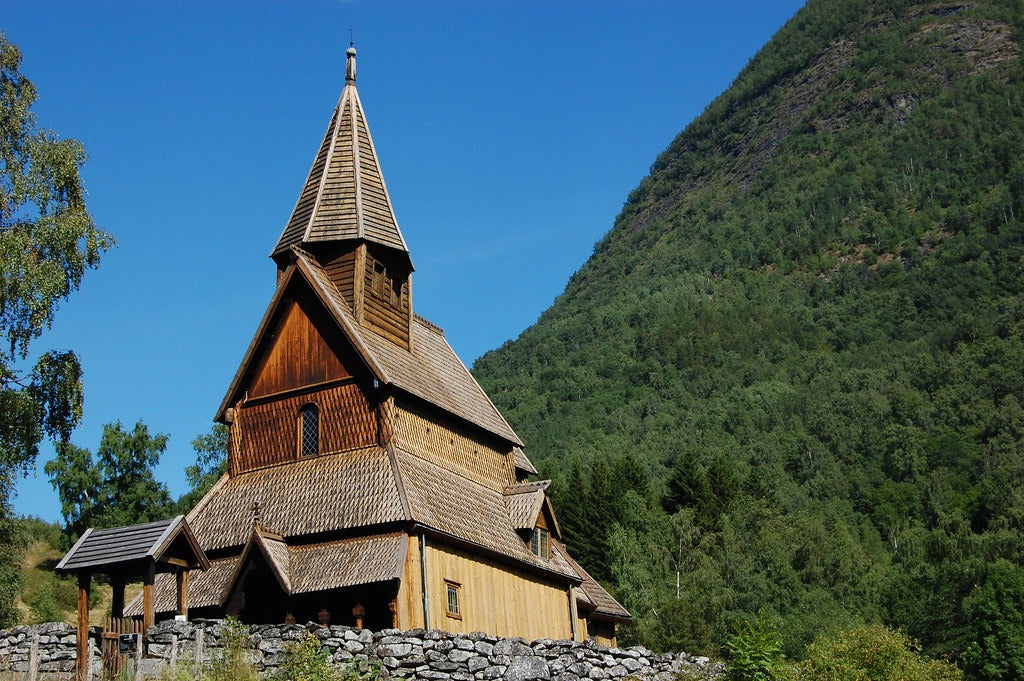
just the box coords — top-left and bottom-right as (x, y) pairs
(299, 404), (319, 456)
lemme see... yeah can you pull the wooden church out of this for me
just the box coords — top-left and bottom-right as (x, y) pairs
(130, 46), (629, 644)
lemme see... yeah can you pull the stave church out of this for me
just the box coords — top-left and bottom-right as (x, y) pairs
(129, 45), (629, 645)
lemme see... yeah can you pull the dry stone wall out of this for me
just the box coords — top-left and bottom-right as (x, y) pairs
(0, 620), (724, 681)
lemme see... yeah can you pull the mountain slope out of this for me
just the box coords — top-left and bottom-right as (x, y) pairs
(473, 0), (1024, 662)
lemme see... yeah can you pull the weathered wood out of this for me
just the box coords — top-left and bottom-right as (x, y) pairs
(234, 382), (378, 473)
(176, 569), (189, 617)
(361, 249), (410, 348)
(352, 243), (367, 323)
(396, 537), (574, 641)
(249, 297), (358, 398)
(143, 562), (155, 629)
(29, 633), (39, 681)
(394, 402), (514, 491)
(76, 572), (90, 681)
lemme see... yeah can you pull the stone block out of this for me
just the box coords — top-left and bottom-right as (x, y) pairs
(468, 656), (489, 672)
(481, 665), (507, 679)
(474, 641), (494, 656)
(606, 665), (627, 678)
(504, 655), (550, 681)
(380, 643), (413, 657)
(448, 649), (475, 663)
(621, 658), (643, 672)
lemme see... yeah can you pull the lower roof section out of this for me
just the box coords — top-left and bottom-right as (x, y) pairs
(127, 532), (406, 616)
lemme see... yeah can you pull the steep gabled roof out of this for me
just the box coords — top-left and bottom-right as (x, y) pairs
(217, 248), (522, 446)
(503, 480), (562, 539)
(272, 46), (409, 261)
(55, 516), (209, 574)
(184, 444), (576, 584)
(188, 446), (407, 552)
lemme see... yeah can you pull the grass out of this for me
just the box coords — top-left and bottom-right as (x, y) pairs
(16, 538), (143, 626)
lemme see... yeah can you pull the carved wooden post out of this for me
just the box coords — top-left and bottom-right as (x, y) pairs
(76, 571), (91, 681)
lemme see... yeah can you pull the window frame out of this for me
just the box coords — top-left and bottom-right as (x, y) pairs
(298, 403), (320, 457)
(530, 527), (550, 559)
(444, 580), (462, 620)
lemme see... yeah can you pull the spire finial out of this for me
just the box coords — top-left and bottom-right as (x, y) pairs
(346, 34), (357, 83)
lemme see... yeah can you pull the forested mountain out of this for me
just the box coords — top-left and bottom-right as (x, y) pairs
(473, 0), (1024, 666)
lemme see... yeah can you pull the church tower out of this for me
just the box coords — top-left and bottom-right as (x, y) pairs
(271, 46), (413, 350)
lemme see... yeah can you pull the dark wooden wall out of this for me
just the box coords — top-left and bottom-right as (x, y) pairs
(232, 382), (379, 474)
(249, 297), (363, 399)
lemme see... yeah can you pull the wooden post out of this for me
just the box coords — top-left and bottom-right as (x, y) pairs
(194, 626), (205, 681)
(111, 574), (125, 620)
(176, 569), (189, 618)
(133, 635), (143, 681)
(77, 571), (91, 681)
(29, 634), (39, 681)
(143, 562), (156, 630)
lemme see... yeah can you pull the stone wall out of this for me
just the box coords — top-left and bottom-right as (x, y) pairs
(0, 620), (724, 681)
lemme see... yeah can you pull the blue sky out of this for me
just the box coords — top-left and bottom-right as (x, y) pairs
(4, 1), (805, 522)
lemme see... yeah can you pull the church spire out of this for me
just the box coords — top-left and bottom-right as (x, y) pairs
(271, 44), (410, 265)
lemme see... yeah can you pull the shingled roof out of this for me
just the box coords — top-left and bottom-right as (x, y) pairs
(55, 516), (209, 574)
(503, 481), (552, 531)
(187, 446), (406, 552)
(272, 46), (409, 261)
(185, 445), (575, 583)
(126, 533), (406, 616)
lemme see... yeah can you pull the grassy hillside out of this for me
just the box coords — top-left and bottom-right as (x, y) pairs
(474, 0), (1024, 666)
(12, 518), (133, 627)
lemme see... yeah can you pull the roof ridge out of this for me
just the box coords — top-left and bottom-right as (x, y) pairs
(503, 480), (551, 495)
(413, 314), (445, 336)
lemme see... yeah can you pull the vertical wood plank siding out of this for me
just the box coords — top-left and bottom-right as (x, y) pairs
(394, 402), (515, 491)
(424, 539), (573, 641)
(234, 383), (378, 474)
(250, 298), (361, 398)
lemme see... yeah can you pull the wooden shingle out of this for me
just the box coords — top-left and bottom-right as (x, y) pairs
(55, 516), (208, 574)
(272, 47), (409, 260)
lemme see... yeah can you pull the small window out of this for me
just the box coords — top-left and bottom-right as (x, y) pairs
(530, 528), (550, 559)
(445, 581), (462, 619)
(372, 262), (385, 297)
(299, 404), (319, 456)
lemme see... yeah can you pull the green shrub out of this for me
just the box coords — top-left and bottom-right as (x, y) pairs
(207, 618), (259, 681)
(802, 625), (961, 681)
(276, 632), (339, 681)
(726, 613), (793, 681)
(276, 632), (380, 681)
